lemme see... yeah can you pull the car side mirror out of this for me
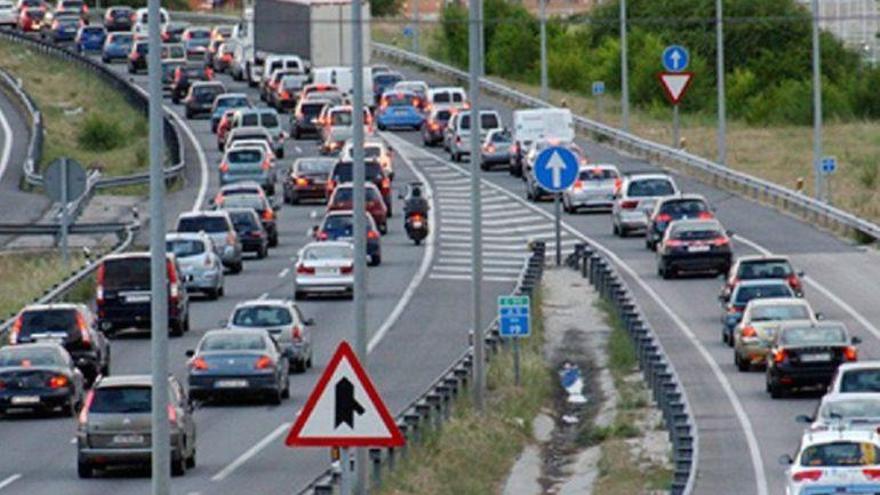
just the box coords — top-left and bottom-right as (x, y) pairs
(815, 312), (825, 321)
(852, 336), (863, 345)
(778, 454), (794, 466)
(718, 294), (727, 303)
(185, 349), (195, 358)
(797, 270), (805, 277)
(185, 274), (194, 283)
(726, 230), (735, 237)
(310, 225), (319, 238)
(304, 318), (315, 326)
(795, 414), (813, 424)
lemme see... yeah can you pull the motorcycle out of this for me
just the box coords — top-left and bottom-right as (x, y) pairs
(404, 212), (428, 245)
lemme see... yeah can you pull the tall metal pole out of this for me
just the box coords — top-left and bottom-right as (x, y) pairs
(478, 0), (484, 76)
(715, 0), (726, 165)
(811, 0), (824, 201)
(350, 0), (368, 490)
(673, 104), (680, 149)
(554, 193), (561, 265)
(539, 0), (548, 101)
(619, 0), (630, 132)
(147, 0), (169, 488)
(413, 0), (420, 54)
(60, 158), (69, 270)
(468, 0), (484, 412)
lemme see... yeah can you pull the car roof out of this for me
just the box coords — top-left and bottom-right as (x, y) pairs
(218, 92), (247, 99)
(21, 302), (81, 311)
(735, 278), (790, 288)
(778, 320), (848, 333)
(745, 297), (809, 308)
(231, 126), (270, 134)
(304, 240), (352, 249)
(203, 328), (269, 339)
(166, 231), (207, 241)
(736, 255), (791, 264)
(178, 210), (229, 219)
(659, 193), (707, 203)
(0, 342), (66, 353)
(668, 218), (722, 231)
(625, 173), (673, 182)
(578, 163), (618, 171)
(821, 392), (880, 403)
(96, 374), (154, 388)
(800, 428), (879, 447)
(234, 298), (292, 309)
(334, 182), (381, 191)
(837, 361), (880, 373)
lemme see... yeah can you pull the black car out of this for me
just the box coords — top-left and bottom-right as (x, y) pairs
(127, 40), (148, 74)
(645, 195), (713, 250)
(95, 252), (190, 337)
(171, 63), (211, 104)
(283, 157), (335, 204)
(766, 322), (860, 398)
(314, 210), (382, 266)
(656, 219), (732, 279)
(217, 193), (278, 247)
(290, 99), (328, 139)
(184, 81), (225, 119)
(102, 5), (132, 31)
(161, 21), (189, 43)
(227, 208), (269, 258)
(9, 303), (110, 384)
(0, 343), (85, 417)
(329, 160), (393, 217)
(161, 60), (185, 92)
(422, 107), (453, 146)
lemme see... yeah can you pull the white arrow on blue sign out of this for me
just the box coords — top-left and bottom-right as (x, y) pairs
(662, 45), (689, 73)
(533, 146), (579, 192)
(592, 81), (605, 96)
(821, 156), (837, 174)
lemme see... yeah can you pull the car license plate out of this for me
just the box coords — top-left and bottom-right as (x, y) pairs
(801, 352), (832, 362)
(215, 379), (248, 388)
(125, 294), (150, 303)
(112, 434), (144, 444)
(317, 267), (338, 276)
(688, 245), (710, 253)
(412, 220), (423, 229)
(11, 396), (39, 405)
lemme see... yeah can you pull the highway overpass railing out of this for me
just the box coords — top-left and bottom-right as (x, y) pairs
(373, 42), (880, 244)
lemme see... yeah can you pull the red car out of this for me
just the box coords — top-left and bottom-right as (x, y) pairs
(216, 109), (236, 147)
(18, 6), (44, 31)
(326, 183), (388, 234)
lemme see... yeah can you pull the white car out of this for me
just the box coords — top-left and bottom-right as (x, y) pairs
(781, 429), (880, 495)
(562, 164), (620, 213)
(799, 392), (880, 433)
(132, 7), (169, 35)
(427, 86), (467, 110)
(611, 173), (679, 237)
(447, 109), (502, 162)
(226, 299), (314, 372)
(829, 362), (880, 394)
(320, 105), (373, 155)
(732, 297), (816, 372)
(293, 241), (355, 300)
(340, 138), (394, 179)
(165, 232), (224, 299)
(0, 1), (17, 26)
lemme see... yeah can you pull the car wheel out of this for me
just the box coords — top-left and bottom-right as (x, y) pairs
(185, 109), (192, 119)
(232, 262), (243, 274)
(661, 265), (673, 280)
(370, 254), (381, 267)
(735, 353), (749, 372)
(186, 447), (196, 469)
(269, 234), (278, 248)
(480, 161), (489, 171)
(171, 453), (186, 477)
(257, 246), (267, 259)
(218, 286), (225, 297)
(769, 380), (784, 399)
(64, 397), (78, 417)
(379, 223), (388, 235)
(77, 459), (94, 479)
(281, 378), (290, 398)
(206, 288), (220, 300)
(294, 290), (305, 301)
(619, 226), (629, 238)
(613, 223), (620, 236)
(268, 388), (283, 405)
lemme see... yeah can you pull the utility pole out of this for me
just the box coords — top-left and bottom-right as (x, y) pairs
(539, 0), (548, 101)
(413, 0), (420, 53)
(350, 0), (368, 491)
(478, 0), (485, 76)
(620, 0), (630, 132)
(716, 0), (726, 165)
(147, 0), (169, 490)
(811, 0), (824, 201)
(468, 0), (485, 412)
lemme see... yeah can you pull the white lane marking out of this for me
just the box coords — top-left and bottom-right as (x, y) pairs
(70, 437), (76, 444)
(0, 102), (12, 184)
(438, 257), (525, 266)
(732, 235), (880, 340)
(294, 146), (302, 153)
(433, 265), (523, 275)
(211, 423), (290, 482)
(440, 218), (472, 225)
(441, 249), (531, 259)
(278, 267), (290, 278)
(0, 474), (22, 491)
(428, 273), (518, 282)
(482, 209), (533, 219)
(391, 134), (768, 495)
(258, 292), (269, 300)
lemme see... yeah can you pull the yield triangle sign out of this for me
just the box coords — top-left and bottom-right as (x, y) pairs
(285, 341), (405, 447)
(658, 72), (694, 105)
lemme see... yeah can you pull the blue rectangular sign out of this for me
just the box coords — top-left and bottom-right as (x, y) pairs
(498, 295), (530, 338)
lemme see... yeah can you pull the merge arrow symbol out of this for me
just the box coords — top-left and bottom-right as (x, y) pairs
(334, 377), (365, 429)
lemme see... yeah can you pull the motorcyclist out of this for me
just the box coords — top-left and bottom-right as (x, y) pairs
(403, 183), (430, 219)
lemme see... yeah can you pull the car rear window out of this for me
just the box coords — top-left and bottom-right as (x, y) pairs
(260, 113), (279, 128)
(375, 74), (402, 86)
(229, 211), (260, 229)
(738, 260), (793, 279)
(201, 333), (266, 351)
(192, 86), (221, 102)
(750, 304), (810, 322)
(296, 160), (333, 174)
(800, 442), (878, 467)
(820, 398), (880, 421)
(628, 179), (675, 197)
(301, 103), (325, 117)
(782, 326), (847, 346)
(385, 94), (417, 107)
(217, 96), (248, 109)
(166, 239), (205, 258)
(660, 199), (709, 215)
(282, 77), (304, 90)
(0, 347), (64, 367)
(188, 30), (210, 39)
(241, 114), (259, 126)
(579, 168), (618, 181)
(83, 27), (103, 35)
(332, 162), (384, 183)
(733, 284), (793, 305)
(112, 34), (133, 44)
(670, 226), (722, 241)
(222, 195), (263, 210)
(18, 309), (78, 341)
(178, 216), (229, 233)
(232, 306), (293, 326)
(227, 149), (263, 163)
(302, 244), (353, 260)
(841, 370), (880, 393)
(332, 187), (380, 203)
(331, 110), (353, 126)
(435, 110), (452, 121)
(90, 386), (151, 414)
(102, 257), (150, 290)
(323, 215), (353, 233)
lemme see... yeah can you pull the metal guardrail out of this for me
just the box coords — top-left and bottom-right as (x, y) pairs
(0, 66), (43, 186)
(372, 42), (880, 243)
(0, 221), (132, 235)
(565, 243), (696, 495)
(0, 29), (185, 190)
(295, 242), (545, 495)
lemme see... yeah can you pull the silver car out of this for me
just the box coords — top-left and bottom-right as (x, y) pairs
(448, 109), (502, 162)
(562, 164), (621, 213)
(218, 145), (276, 195)
(320, 105), (373, 155)
(175, 211), (243, 273)
(226, 300), (314, 372)
(230, 108), (285, 158)
(293, 241), (355, 300)
(166, 232), (224, 299)
(480, 128), (513, 171)
(611, 173), (679, 237)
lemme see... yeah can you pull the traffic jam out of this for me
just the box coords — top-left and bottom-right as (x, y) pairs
(1, 3), (878, 494)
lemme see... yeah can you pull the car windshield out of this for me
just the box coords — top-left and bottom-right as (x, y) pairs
(781, 326), (847, 346)
(229, 211), (259, 229)
(750, 304), (810, 322)
(385, 94), (417, 107)
(660, 199), (709, 216)
(841, 370), (880, 393)
(303, 245), (353, 260)
(232, 306), (293, 326)
(820, 398), (880, 421)
(18, 309), (79, 340)
(670, 227), (722, 241)
(331, 111), (353, 126)
(0, 347), (64, 367)
(628, 179), (675, 197)
(733, 284), (792, 305)
(323, 215), (353, 234)
(217, 96), (248, 109)
(227, 149), (263, 163)
(193, 86), (221, 103)
(259, 113), (279, 128)
(102, 257), (150, 290)
(738, 260), (793, 280)
(800, 442), (878, 467)
(90, 386), (151, 414)
(579, 168), (617, 181)
(297, 160), (333, 174)
(166, 239), (205, 258)
(178, 216), (228, 233)
(201, 333), (266, 351)
(222, 195), (264, 211)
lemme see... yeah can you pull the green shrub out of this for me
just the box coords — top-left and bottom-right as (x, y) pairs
(77, 113), (125, 152)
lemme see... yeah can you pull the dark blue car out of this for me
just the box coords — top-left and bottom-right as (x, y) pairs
(44, 14), (80, 43)
(0, 343), (85, 417)
(373, 71), (402, 104)
(75, 25), (107, 53)
(315, 211), (382, 266)
(375, 90), (425, 131)
(101, 32), (133, 63)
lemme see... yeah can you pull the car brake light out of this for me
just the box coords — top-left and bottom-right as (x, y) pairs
(614, 178), (623, 193)
(9, 314), (22, 345)
(773, 349), (787, 364)
(741, 326), (757, 338)
(167, 404), (177, 423)
(713, 237), (730, 247)
(254, 355), (273, 369)
(79, 389), (95, 424)
(656, 213), (672, 223)
(787, 274), (802, 290)
(262, 209), (274, 221)
(95, 263), (105, 305)
(572, 179), (583, 190)
(219, 162), (229, 173)
(340, 265), (353, 274)
(665, 239), (684, 247)
(698, 211), (714, 219)
(367, 230), (379, 240)
(844, 346), (858, 361)
(317, 231), (329, 241)
(727, 306), (741, 314)
(190, 356), (209, 370)
(295, 177), (309, 186)
(484, 144), (496, 153)
(864, 468), (880, 480)
(326, 179), (336, 192)
(792, 470), (822, 482)
(291, 326), (302, 343)
(297, 264), (316, 274)
(620, 200), (639, 209)
(48, 375), (69, 389)
(261, 159), (271, 171)
(75, 313), (91, 345)
(381, 178), (390, 192)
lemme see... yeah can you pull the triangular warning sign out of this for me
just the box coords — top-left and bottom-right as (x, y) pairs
(285, 341), (405, 448)
(658, 72), (694, 105)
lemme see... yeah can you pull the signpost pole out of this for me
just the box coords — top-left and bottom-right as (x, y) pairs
(340, 448), (352, 495)
(716, 0), (727, 165)
(469, 0), (485, 413)
(60, 157), (69, 270)
(811, 0), (824, 201)
(539, 0), (548, 101)
(619, 0), (629, 132)
(673, 104), (680, 149)
(513, 337), (520, 386)
(554, 192), (561, 266)
(597, 92), (604, 123)
(413, 0), (420, 54)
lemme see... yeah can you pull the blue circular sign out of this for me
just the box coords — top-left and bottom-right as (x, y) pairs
(662, 45), (689, 72)
(533, 147), (579, 192)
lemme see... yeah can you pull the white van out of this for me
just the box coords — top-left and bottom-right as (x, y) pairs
(510, 108), (574, 177)
(133, 7), (169, 35)
(312, 67), (375, 107)
(428, 86), (467, 110)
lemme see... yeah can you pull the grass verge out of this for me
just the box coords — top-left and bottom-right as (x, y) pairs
(0, 251), (87, 320)
(377, 291), (552, 495)
(0, 42), (149, 182)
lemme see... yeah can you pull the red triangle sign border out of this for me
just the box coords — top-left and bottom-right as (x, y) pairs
(657, 71), (695, 105)
(285, 341), (405, 447)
